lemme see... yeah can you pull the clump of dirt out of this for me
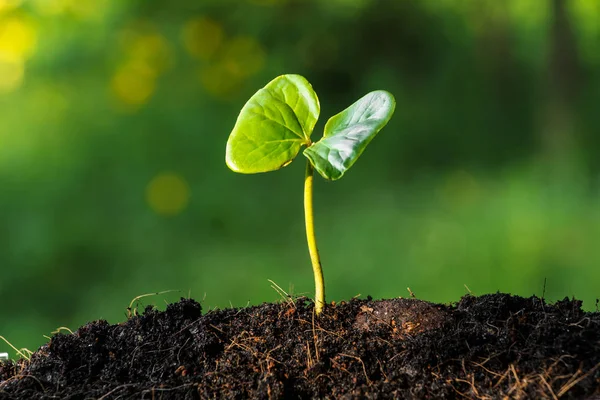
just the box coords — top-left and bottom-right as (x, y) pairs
(1, 293), (600, 399)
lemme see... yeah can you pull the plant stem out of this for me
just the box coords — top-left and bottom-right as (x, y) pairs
(304, 159), (325, 315)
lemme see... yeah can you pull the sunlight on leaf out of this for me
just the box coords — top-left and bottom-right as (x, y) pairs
(226, 74), (320, 174)
(146, 173), (191, 216)
(303, 90), (395, 180)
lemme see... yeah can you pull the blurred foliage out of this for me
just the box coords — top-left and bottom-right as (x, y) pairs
(1, 0), (600, 356)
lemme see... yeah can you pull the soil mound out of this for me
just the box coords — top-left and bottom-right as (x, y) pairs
(1, 293), (599, 399)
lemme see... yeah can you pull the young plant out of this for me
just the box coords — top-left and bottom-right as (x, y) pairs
(226, 74), (395, 314)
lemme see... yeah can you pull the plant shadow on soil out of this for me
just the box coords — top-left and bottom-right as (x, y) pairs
(1, 293), (600, 399)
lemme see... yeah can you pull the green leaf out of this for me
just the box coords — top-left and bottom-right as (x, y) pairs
(303, 90), (395, 180)
(226, 74), (320, 174)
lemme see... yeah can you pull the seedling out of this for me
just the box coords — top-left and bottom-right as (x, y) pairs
(226, 74), (395, 314)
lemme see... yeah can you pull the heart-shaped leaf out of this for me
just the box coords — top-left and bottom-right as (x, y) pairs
(226, 74), (320, 174)
(303, 90), (395, 180)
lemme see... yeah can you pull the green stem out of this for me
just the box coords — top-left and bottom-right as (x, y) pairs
(304, 159), (325, 314)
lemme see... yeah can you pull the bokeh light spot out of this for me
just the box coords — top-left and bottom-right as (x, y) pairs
(146, 173), (190, 216)
(199, 36), (265, 97)
(111, 61), (156, 108)
(0, 57), (23, 92)
(111, 26), (172, 110)
(0, 16), (37, 62)
(0, 0), (22, 14)
(64, 0), (109, 20)
(569, 0), (600, 63)
(200, 63), (244, 98)
(508, 0), (549, 31)
(31, 0), (108, 19)
(182, 16), (223, 61)
(125, 32), (171, 75)
(221, 36), (265, 78)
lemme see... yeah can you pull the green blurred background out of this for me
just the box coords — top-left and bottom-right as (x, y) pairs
(1, 0), (599, 356)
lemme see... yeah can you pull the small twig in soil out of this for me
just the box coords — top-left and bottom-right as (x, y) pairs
(126, 290), (180, 318)
(471, 361), (503, 378)
(507, 364), (523, 396)
(0, 337), (32, 361)
(557, 361), (600, 397)
(43, 326), (74, 340)
(51, 326), (73, 335)
(454, 375), (480, 398)
(268, 279), (296, 309)
(538, 374), (559, 400)
(388, 349), (409, 363)
(176, 337), (191, 365)
(305, 340), (314, 369)
(376, 359), (388, 382)
(311, 308), (320, 362)
(568, 317), (590, 328)
(338, 353), (372, 385)
(142, 383), (199, 397)
(298, 318), (344, 340)
(0, 374), (45, 391)
(97, 384), (138, 400)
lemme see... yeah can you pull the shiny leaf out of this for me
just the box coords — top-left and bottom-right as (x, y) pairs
(303, 90), (395, 180)
(226, 74), (320, 173)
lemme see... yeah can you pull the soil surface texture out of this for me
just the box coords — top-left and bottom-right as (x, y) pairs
(1, 293), (600, 399)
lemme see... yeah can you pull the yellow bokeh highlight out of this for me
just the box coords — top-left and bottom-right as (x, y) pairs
(221, 36), (265, 78)
(569, 0), (600, 63)
(64, 0), (109, 20)
(0, 57), (23, 92)
(200, 63), (244, 98)
(111, 26), (172, 109)
(111, 61), (156, 107)
(199, 36), (266, 97)
(146, 173), (191, 216)
(507, 0), (549, 31)
(182, 16), (223, 61)
(31, 0), (108, 20)
(31, 0), (66, 15)
(0, 16), (37, 62)
(124, 32), (171, 75)
(0, 0), (22, 14)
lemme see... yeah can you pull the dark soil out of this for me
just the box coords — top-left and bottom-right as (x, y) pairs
(1, 293), (600, 399)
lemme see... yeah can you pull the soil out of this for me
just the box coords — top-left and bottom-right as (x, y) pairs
(1, 293), (600, 399)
